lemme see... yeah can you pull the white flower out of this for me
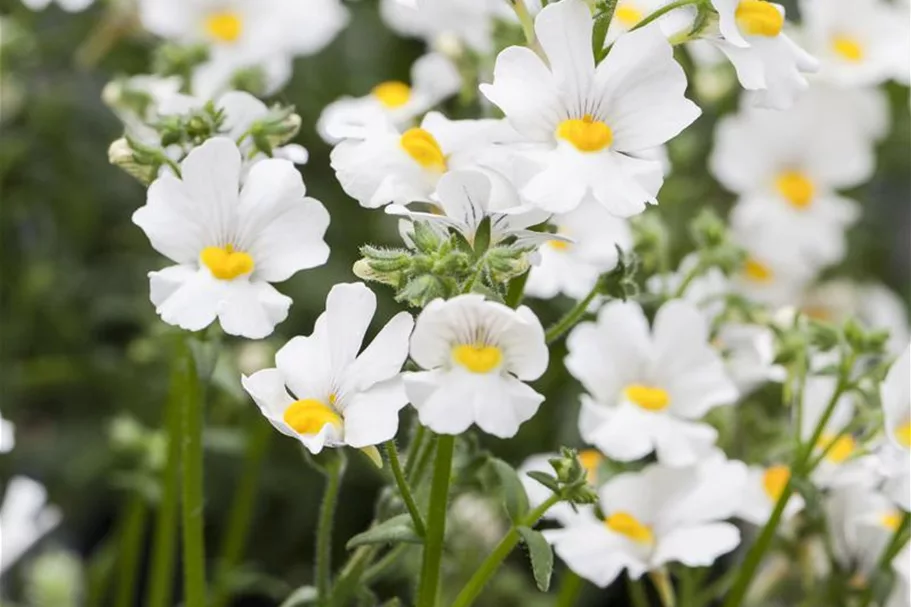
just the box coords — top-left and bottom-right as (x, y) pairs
(646, 254), (729, 320)
(519, 449), (605, 524)
(0, 409), (14, 453)
(879, 344), (910, 511)
(317, 53), (460, 143)
(479, 0), (700, 216)
(888, 544), (910, 607)
(21, 0), (92, 11)
(799, 0), (910, 88)
(706, 0), (818, 110)
(566, 300), (739, 466)
(132, 138), (329, 339)
(379, 0), (510, 54)
(737, 464), (805, 525)
(603, 0), (697, 45)
(242, 283), (413, 455)
(0, 476), (62, 574)
(826, 487), (904, 579)
(139, 0), (348, 96)
(716, 323), (786, 394)
(404, 295), (548, 438)
(525, 200), (632, 300)
(730, 225), (816, 307)
(546, 455), (746, 587)
(331, 112), (515, 208)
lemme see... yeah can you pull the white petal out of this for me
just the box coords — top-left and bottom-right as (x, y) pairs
(342, 378), (408, 448)
(652, 523), (740, 568)
(241, 369), (299, 439)
(150, 268), (220, 332)
(133, 173), (208, 265)
(217, 91), (269, 140)
(324, 283), (376, 372)
(275, 333), (333, 401)
(534, 0), (595, 107)
(345, 311), (414, 392)
(216, 280), (291, 339)
(579, 399), (657, 462)
(179, 138), (243, 245)
(473, 374), (545, 438)
(548, 519), (647, 587)
(503, 306), (549, 381)
(405, 370), (477, 435)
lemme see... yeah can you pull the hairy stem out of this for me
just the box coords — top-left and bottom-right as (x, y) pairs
(416, 434), (456, 607)
(179, 339), (207, 607)
(545, 283), (601, 344)
(385, 440), (426, 537)
(316, 453), (346, 606)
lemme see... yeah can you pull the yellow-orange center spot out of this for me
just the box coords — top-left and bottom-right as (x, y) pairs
(283, 399), (343, 435)
(775, 171), (815, 208)
(802, 305), (832, 321)
(832, 36), (864, 62)
(624, 384), (670, 411)
(578, 449), (603, 485)
(735, 0), (784, 37)
(204, 11), (243, 43)
(400, 128), (447, 171)
(816, 433), (857, 464)
(743, 258), (774, 283)
(881, 511), (902, 531)
(372, 81), (412, 108)
(615, 4), (644, 27)
(556, 114), (613, 153)
(894, 421), (911, 448)
(605, 512), (654, 544)
(201, 245), (254, 280)
(452, 344), (502, 374)
(547, 239), (571, 252)
(762, 465), (791, 502)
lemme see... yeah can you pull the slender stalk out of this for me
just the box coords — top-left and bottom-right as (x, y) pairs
(408, 431), (436, 486)
(628, 576), (651, 607)
(179, 340), (207, 607)
(363, 544), (410, 584)
(545, 284), (601, 344)
(416, 434), (456, 607)
(555, 570), (584, 607)
(858, 511), (911, 607)
(211, 420), (272, 607)
(146, 358), (183, 607)
(329, 544), (379, 607)
(403, 424), (428, 479)
(450, 494), (562, 607)
(505, 270), (530, 309)
(113, 492), (148, 607)
(629, 0), (704, 33)
(649, 569), (676, 607)
(316, 453), (346, 606)
(384, 441), (426, 537)
(673, 261), (707, 299)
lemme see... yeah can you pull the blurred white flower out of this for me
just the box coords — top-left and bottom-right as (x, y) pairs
(716, 323), (787, 394)
(0, 409), (13, 453)
(242, 283), (413, 455)
(379, 0), (510, 54)
(888, 543), (910, 607)
(317, 53), (460, 144)
(799, 0), (910, 88)
(133, 138), (330, 338)
(480, 0), (700, 216)
(879, 344), (910, 511)
(525, 200), (632, 300)
(737, 464), (805, 525)
(730, 226), (816, 307)
(646, 254), (729, 320)
(0, 477), (62, 574)
(21, 0), (93, 12)
(566, 300), (739, 466)
(404, 295), (548, 438)
(138, 0), (348, 96)
(706, 0), (818, 109)
(826, 487), (903, 580)
(546, 454), (746, 587)
(601, 0), (696, 45)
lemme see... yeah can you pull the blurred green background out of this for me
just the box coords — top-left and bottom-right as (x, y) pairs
(0, 0), (908, 605)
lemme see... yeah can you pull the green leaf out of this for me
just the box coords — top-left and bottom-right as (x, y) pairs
(517, 526), (554, 592)
(487, 457), (529, 523)
(345, 514), (422, 550)
(473, 216), (492, 256)
(279, 586), (318, 607)
(525, 470), (560, 494)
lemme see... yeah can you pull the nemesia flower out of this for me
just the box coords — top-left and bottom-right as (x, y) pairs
(731, 227), (816, 307)
(879, 344), (910, 511)
(546, 454), (746, 587)
(20, 0), (93, 11)
(646, 254), (729, 320)
(519, 449), (605, 524)
(602, 0), (696, 44)
(566, 300), (738, 466)
(0, 410), (14, 453)
(799, 0), (910, 88)
(888, 544), (910, 607)
(0, 476), (62, 574)
(826, 487), (905, 581)
(737, 464), (804, 525)
(138, 0), (348, 96)
(379, 0), (510, 54)
(242, 283), (413, 457)
(525, 201), (632, 300)
(480, 0), (700, 216)
(404, 294), (548, 438)
(317, 53), (460, 143)
(132, 138), (330, 339)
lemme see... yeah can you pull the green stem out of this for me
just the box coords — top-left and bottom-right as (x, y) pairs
(649, 569), (676, 607)
(858, 511), (911, 607)
(628, 576), (650, 607)
(384, 441), (427, 537)
(211, 420), (272, 607)
(113, 492), (148, 607)
(545, 284), (601, 344)
(403, 424), (428, 480)
(363, 544), (410, 584)
(408, 430), (436, 486)
(316, 453), (346, 606)
(416, 434), (456, 607)
(555, 570), (584, 607)
(673, 261), (707, 299)
(146, 357), (183, 607)
(505, 270), (530, 309)
(629, 0), (704, 33)
(179, 339), (207, 607)
(329, 544), (379, 607)
(450, 494), (562, 607)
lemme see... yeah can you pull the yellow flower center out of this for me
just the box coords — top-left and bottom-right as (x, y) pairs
(605, 512), (654, 544)
(831, 36), (864, 62)
(762, 465), (791, 501)
(283, 399), (343, 436)
(615, 4), (644, 27)
(577, 449), (603, 484)
(556, 114), (613, 153)
(547, 239), (571, 252)
(743, 258), (774, 283)
(735, 0), (784, 37)
(894, 421), (911, 448)
(624, 384), (670, 411)
(372, 81), (412, 108)
(816, 433), (857, 464)
(201, 245), (254, 281)
(400, 128), (447, 171)
(452, 344), (503, 374)
(881, 511), (902, 531)
(775, 171), (815, 208)
(204, 11), (243, 43)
